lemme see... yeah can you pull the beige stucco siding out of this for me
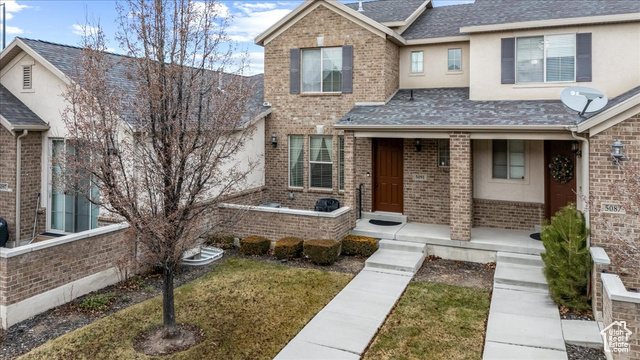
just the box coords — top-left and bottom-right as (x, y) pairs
(399, 42), (470, 89)
(473, 139), (545, 203)
(469, 22), (640, 100)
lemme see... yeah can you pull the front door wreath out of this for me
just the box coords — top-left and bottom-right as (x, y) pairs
(549, 154), (574, 184)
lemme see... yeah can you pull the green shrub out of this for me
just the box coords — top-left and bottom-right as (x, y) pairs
(274, 237), (304, 259)
(541, 204), (591, 311)
(240, 236), (271, 256)
(341, 235), (378, 257)
(304, 239), (340, 265)
(79, 293), (116, 313)
(206, 233), (235, 250)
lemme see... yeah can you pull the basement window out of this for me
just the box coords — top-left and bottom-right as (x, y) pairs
(22, 65), (33, 89)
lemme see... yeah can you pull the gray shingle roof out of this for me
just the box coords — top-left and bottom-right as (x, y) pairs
(403, 0), (640, 40)
(402, 3), (474, 39)
(336, 87), (640, 128)
(344, 0), (427, 24)
(0, 84), (48, 129)
(18, 38), (268, 126)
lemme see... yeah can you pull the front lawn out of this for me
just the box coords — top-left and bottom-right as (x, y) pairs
(20, 258), (352, 360)
(364, 282), (491, 360)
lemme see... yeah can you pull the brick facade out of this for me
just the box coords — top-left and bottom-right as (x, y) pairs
(0, 127), (17, 243)
(449, 133), (473, 240)
(603, 287), (640, 359)
(473, 199), (544, 231)
(263, 4), (399, 208)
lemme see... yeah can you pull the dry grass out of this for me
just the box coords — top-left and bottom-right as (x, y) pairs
(364, 282), (490, 360)
(20, 258), (352, 360)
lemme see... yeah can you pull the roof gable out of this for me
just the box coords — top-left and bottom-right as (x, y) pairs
(0, 84), (48, 131)
(254, 0), (404, 46)
(343, 0), (430, 27)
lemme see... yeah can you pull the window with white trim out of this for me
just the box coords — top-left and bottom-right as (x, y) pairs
(50, 139), (99, 233)
(301, 47), (342, 93)
(289, 135), (303, 188)
(309, 136), (333, 189)
(438, 139), (450, 167)
(492, 140), (525, 180)
(516, 34), (576, 83)
(338, 136), (344, 191)
(22, 65), (32, 89)
(448, 49), (461, 71)
(411, 51), (424, 73)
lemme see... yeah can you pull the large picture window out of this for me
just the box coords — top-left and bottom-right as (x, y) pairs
(517, 34), (575, 83)
(309, 136), (333, 189)
(50, 139), (99, 233)
(301, 47), (342, 93)
(492, 140), (525, 180)
(289, 135), (304, 188)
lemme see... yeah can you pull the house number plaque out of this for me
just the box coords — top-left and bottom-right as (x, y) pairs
(413, 174), (427, 181)
(602, 203), (625, 214)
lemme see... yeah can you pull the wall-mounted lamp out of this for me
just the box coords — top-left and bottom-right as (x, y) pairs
(611, 139), (629, 165)
(271, 133), (278, 148)
(414, 139), (422, 152)
(571, 141), (582, 157)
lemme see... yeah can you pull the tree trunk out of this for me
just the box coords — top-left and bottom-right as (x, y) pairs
(162, 264), (178, 339)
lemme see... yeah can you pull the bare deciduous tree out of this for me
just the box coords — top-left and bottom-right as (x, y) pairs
(60, 0), (257, 339)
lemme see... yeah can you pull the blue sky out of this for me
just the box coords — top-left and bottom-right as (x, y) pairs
(1, 0), (473, 74)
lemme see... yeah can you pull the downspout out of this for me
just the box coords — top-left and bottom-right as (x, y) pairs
(15, 129), (29, 245)
(568, 127), (590, 244)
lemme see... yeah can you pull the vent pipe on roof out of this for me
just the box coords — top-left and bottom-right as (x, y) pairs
(357, 0), (364, 12)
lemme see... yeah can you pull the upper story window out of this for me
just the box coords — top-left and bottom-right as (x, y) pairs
(411, 51), (424, 73)
(301, 47), (342, 93)
(448, 49), (461, 71)
(517, 34), (575, 83)
(22, 65), (33, 89)
(492, 140), (525, 180)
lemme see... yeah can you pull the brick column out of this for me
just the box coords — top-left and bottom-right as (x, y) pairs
(449, 133), (472, 241)
(343, 131), (357, 229)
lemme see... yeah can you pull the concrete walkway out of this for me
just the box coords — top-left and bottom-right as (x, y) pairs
(483, 252), (568, 359)
(274, 240), (426, 359)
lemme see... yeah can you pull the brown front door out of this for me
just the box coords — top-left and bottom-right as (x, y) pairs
(374, 138), (404, 213)
(545, 140), (577, 219)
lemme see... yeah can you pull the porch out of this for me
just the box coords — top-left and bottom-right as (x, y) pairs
(351, 214), (544, 262)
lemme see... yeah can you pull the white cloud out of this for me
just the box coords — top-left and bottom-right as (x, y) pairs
(3, 0), (31, 13)
(71, 24), (100, 36)
(192, 1), (229, 18)
(233, 2), (278, 13)
(245, 51), (265, 75)
(226, 8), (292, 45)
(5, 25), (24, 35)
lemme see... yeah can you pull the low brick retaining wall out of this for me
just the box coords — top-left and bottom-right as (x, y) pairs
(0, 223), (132, 328)
(602, 273), (640, 359)
(473, 199), (544, 231)
(218, 203), (352, 242)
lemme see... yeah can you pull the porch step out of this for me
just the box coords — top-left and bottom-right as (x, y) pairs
(362, 211), (408, 224)
(497, 252), (545, 267)
(365, 248), (426, 274)
(494, 262), (548, 290)
(378, 239), (426, 253)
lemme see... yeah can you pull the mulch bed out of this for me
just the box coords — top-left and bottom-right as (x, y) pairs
(412, 255), (496, 289)
(0, 251), (364, 359)
(559, 305), (596, 321)
(566, 344), (606, 360)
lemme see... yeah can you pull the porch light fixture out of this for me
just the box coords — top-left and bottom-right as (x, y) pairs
(271, 133), (277, 148)
(414, 139), (422, 152)
(611, 139), (629, 165)
(571, 141), (582, 157)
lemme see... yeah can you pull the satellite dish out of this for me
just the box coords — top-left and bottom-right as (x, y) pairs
(561, 86), (608, 117)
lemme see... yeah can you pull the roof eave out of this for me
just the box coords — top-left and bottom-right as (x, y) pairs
(460, 13), (640, 34)
(405, 35), (470, 45)
(334, 123), (572, 132)
(575, 93), (640, 133)
(0, 115), (49, 132)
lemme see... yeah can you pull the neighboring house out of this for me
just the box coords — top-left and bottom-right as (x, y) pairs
(254, 0), (640, 244)
(0, 38), (269, 246)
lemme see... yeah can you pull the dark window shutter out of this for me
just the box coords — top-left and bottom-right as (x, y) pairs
(576, 33), (592, 82)
(290, 48), (300, 94)
(501, 38), (515, 84)
(342, 45), (353, 94)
